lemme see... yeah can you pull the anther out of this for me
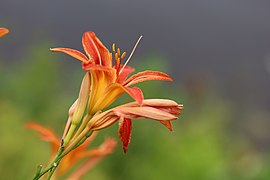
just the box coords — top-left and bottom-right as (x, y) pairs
(115, 53), (119, 61)
(116, 57), (121, 71)
(112, 43), (116, 52)
(117, 57), (121, 64)
(117, 48), (121, 55)
(121, 52), (126, 59)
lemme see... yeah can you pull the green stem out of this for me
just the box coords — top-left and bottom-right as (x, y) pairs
(72, 131), (93, 150)
(46, 165), (58, 180)
(62, 127), (90, 156)
(33, 145), (64, 180)
(32, 130), (94, 180)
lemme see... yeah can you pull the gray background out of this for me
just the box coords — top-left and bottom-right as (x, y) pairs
(1, 0), (270, 108)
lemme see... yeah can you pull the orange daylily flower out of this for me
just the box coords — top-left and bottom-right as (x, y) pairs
(87, 99), (183, 152)
(26, 122), (117, 178)
(0, 27), (9, 38)
(51, 32), (172, 114)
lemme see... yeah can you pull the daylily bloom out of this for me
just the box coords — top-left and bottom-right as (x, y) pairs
(26, 122), (117, 179)
(0, 27), (9, 37)
(87, 99), (183, 152)
(51, 32), (172, 115)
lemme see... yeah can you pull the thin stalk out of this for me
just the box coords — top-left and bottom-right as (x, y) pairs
(63, 127), (91, 156)
(33, 145), (64, 180)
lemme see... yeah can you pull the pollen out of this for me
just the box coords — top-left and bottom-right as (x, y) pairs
(112, 43), (116, 52)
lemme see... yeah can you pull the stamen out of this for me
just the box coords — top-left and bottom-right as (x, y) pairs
(119, 35), (143, 75)
(117, 58), (121, 65)
(112, 43), (116, 52)
(116, 57), (121, 70)
(121, 52), (127, 59)
(115, 53), (119, 61)
(117, 48), (121, 56)
(109, 53), (112, 61)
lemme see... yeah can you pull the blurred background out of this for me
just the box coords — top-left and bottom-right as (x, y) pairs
(1, 0), (270, 179)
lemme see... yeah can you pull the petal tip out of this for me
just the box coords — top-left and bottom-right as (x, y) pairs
(0, 28), (9, 37)
(123, 146), (128, 153)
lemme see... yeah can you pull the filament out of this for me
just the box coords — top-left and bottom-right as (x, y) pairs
(118, 35), (143, 75)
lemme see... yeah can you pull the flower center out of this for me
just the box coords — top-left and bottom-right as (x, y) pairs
(111, 43), (127, 75)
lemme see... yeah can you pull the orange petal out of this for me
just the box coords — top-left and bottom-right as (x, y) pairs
(139, 99), (183, 115)
(82, 32), (101, 64)
(118, 118), (132, 153)
(50, 48), (89, 63)
(123, 86), (144, 105)
(87, 69), (118, 114)
(67, 137), (117, 180)
(91, 116), (119, 131)
(140, 99), (180, 107)
(25, 122), (59, 154)
(82, 63), (116, 74)
(67, 156), (102, 180)
(123, 70), (172, 87)
(0, 28), (9, 37)
(119, 99), (180, 107)
(115, 106), (177, 121)
(159, 120), (173, 131)
(82, 32), (111, 67)
(116, 65), (135, 84)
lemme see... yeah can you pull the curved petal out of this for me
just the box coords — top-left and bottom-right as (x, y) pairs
(115, 106), (177, 121)
(67, 138), (117, 180)
(89, 32), (111, 67)
(116, 65), (135, 84)
(0, 27), (9, 37)
(25, 122), (59, 154)
(140, 99), (180, 107)
(117, 99), (183, 114)
(123, 70), (172, 87)
(123, 86), (144, 105)
(50, 48), (89, 63)
(82, 63), (116, 75)
(87, 69), (117, 114)
(82, 32), (101, 64)
(159, 120), (173, 131)
(118, 118), (132, 153)
(82, 32), (111, 67)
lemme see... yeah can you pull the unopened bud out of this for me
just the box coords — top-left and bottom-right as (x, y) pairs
(72, 72), (91, 125)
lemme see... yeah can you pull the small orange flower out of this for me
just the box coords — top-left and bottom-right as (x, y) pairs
(26, 122), (117, 178)
(51, 32), (172, 114)
(87, 99), (183, 152)
(0, 27), (9, 38)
